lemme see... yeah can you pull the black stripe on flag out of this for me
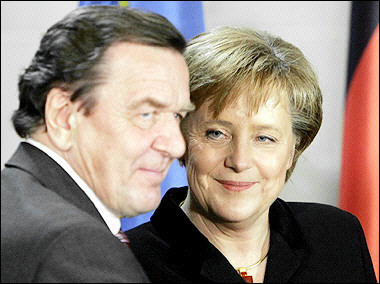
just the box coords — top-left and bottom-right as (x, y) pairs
(347, 1), (379, 93)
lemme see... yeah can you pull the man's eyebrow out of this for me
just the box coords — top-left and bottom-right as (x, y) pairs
(128, 97), (168, 109)
(128, 98), (195, 113)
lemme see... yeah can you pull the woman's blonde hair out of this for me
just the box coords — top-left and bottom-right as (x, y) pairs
(182, 26), (323, 182)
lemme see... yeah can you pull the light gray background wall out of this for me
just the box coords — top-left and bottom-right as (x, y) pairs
(1, 1), (351, 206)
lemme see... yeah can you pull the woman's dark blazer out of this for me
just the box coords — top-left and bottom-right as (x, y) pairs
(1, 142), (149, 283)
(127, 186), (377, 283)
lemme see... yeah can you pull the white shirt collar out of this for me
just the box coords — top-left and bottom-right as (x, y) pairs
(25, 138), (121, 235)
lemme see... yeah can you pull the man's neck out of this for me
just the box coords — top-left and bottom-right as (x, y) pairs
(25, 137), (122, 235)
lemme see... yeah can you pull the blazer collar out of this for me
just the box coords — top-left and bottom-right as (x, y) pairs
(5, 142), (103, 222)
(264, 198), (307, 282)
(151, 187), (307, 282)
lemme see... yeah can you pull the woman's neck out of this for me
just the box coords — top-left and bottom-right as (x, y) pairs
(181, 195), (270, 269)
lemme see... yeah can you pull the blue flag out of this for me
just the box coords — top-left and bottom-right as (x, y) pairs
(78, 1), (205, 230)
(128, 1), (204, 41)
(79, 1), (119, 6)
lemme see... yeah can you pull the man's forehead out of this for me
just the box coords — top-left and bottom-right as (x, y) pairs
(126, 94), (194, 112)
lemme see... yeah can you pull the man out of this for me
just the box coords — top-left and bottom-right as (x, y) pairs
(1, 5), (193, 282)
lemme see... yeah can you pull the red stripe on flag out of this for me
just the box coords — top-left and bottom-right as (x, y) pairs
(340, 25), (379, 281)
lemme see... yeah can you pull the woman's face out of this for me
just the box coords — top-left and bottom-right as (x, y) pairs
(184, 96), (296, 224)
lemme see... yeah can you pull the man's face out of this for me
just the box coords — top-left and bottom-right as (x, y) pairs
(66, 42), (191, 218)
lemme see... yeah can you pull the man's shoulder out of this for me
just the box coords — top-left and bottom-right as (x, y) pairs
(2, 142), (103, 224)
(1, 163), (125, 283)
(1, 165), (104, 238)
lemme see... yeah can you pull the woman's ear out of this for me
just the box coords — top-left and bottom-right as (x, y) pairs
(44, 88), (75, 151)
(286, 136), (297, 170)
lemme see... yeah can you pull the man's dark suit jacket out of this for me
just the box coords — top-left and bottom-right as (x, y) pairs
(127, 186), (377, 283)
(1, 142), (149, 283)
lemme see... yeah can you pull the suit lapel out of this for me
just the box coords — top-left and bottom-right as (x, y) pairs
(5, 142), (104, 222)
(264, 230), (302, 282)
(264, 199), (307, 282)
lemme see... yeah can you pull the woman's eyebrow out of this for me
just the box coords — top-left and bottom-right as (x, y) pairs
(203, 120), (283, 133)
(255, 124), (281, 131)
(203, 120), (234, 127)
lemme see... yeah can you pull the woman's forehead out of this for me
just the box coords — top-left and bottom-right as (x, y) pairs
(205, 85), (290, 119)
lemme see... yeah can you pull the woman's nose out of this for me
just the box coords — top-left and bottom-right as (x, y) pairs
(224, 140), (254, 173)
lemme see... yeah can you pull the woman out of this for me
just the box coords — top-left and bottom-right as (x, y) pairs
(126, 26), (376, 283)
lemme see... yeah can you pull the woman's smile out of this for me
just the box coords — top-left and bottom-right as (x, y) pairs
(216, 179), (257, 192)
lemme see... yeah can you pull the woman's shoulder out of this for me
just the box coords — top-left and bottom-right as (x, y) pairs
(272, 199), (376, 282)
(274, 198), (364, 243)
(284, 200), (360, 226)
(126, 221), (157, 242)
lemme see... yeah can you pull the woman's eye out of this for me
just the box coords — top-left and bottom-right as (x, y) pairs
(257, 135), (275, 143)
(206, 129), (225, 139)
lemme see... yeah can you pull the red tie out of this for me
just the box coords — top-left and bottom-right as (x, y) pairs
(115, 229), (130, 246)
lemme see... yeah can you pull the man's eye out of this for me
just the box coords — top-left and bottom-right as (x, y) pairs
(141, 112), (153, 120)
(174, 113), (184, 122)
(129, 112), (157, 129)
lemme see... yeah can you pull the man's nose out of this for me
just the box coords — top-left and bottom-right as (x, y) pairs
(151, 114), (186, 158)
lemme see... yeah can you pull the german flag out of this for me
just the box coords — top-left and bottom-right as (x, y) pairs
(339, 1), (379, 281)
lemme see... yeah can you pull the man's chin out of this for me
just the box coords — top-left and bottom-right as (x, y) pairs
(127, 194), (161, 217)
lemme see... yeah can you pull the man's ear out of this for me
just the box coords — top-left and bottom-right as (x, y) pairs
(45, 88), (76, 151)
